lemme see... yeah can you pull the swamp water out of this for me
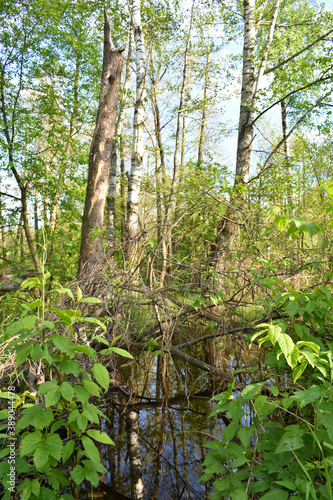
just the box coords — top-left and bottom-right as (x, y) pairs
(79, 344), (255, 500)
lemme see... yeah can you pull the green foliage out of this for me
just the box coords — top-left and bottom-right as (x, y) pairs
(200, 279), (333, 499)
(0, 264), (133, 498)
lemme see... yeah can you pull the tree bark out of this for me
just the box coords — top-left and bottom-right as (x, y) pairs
(106, 28), (134, 254)
(197, 48), (210, 166)
(125, 0), (147, 263)
(0, 193), (6, 260)
(78, 11), (123, 275)
(281, 99), (293, 208)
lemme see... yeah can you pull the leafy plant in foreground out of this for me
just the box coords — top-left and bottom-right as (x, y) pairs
(0, 262), (133, 499)
(200, 280), (333, 499)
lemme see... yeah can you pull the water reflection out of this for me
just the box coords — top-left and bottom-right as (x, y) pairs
(101, 352), (227, 500)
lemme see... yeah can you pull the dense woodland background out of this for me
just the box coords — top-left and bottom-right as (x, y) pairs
(1, 0), (333, 499)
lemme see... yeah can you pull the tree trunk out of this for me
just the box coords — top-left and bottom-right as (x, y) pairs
(120, 139), (126, 242)
(0, 193), (6, 260)
(210, 0), (281, 275)
(78, 11), (123, 275)
(34, 188), (39, 246)
(281, 99), (293, 208)
(197, 48), (210, 166)
(106, 28), (134, 254)
(125, 0), (147, 263)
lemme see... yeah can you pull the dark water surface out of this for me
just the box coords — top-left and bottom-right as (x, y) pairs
(88, 351), (231, 500)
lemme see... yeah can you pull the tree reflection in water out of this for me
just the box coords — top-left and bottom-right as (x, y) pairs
(100, 352), (227, 500)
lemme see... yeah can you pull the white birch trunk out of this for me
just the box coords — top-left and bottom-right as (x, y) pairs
(107, 28), (134, 253)
(236, 0), (281, 184)
(126, 0), (147, 262)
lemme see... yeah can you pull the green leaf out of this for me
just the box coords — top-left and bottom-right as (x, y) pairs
(45, 387), (61, 407)
(76, 286), (83, 302)
(297, 341), (320, 354)
(91, 363), (109, 391)
(275, 433), (304, 453)
(267, 324), (282, 345)
(230, 490), (248, 500)
(237, 426), (254, 449)
(78, 297), (101, 304)
(60, 382), (74, 402)
(306, 223), (318, 236)
(223, 421), (239, 443)
(38, 380), (58, 395)
(33, 408), (54, 430)
(82, 459), (105, 487)
(290, 345), (299, 368)
(77, 414), (88, 432)
(254, 395), (268, 416)
(44, 433), (63, 461)
(294, 216), (307, 229)
(242, 382), (264, 400)
(294, 324), (304, 339)
(71, 465), (85, 485)
(77, 316), (106, 331)
(82, 402), (102, 424)
(75, 345), (98, 361)
(54, 288), (74, 300)
(293, 385), (327, 408)
(92, 336), (109, 345)
(261, 490), (289, 500)
(277, 332), (294, 357)
(51, 335), (75, 355)
(292, 361), (308, 382)
(50, 308), (73, 325)
(82, 436), (101, 464)
(20, 431), (43, 456)
(83, 379), (100, 397)
(301, 350), (317, 368)
(100, 347), (134, 358)
(268, 386), (279, 397)
(34, 443), (49, 470)
(86, 429), (115, 445)
(274, 215), (289, 232)
(59, 359), (82, 376)
(62, 440), (75, 463)
(322, 240), (329, 251)
(74, 384), (90, 403)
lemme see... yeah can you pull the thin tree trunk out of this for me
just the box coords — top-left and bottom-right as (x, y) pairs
(125, 0), (147, 263)
(106, 28), (134, 253)
(78, 11), (123, 275)
(164, 15), (192, 227)
(1, 61), (41, 271)
(150, 65), (168, 285)
(21, 187), (40, 270)
(0, 193), (6, 260)
(120, 138), (126, 242)
(197, 48), (210, 166)
(34, 188), (39, 246)
(281, 99), (293, 208)
(49, 54), (81, 234)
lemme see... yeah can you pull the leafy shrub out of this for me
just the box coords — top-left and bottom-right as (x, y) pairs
(0, 264), (133, 499)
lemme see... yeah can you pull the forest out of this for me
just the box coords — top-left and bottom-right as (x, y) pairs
(1, 0), (333, 498)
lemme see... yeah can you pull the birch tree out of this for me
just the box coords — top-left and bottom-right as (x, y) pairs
(106, 27), (134, 254)
(125, 0), (147, 263)
(210, 0), (333, 274)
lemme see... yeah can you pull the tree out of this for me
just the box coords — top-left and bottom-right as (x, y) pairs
(78, 11), (123, 275)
